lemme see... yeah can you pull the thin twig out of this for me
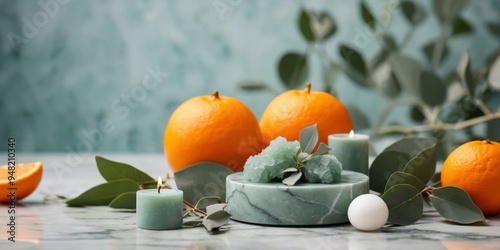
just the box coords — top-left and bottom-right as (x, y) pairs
(372, 112), (500, 135)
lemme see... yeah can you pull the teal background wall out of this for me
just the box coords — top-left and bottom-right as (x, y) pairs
(1, 0), (499, 153)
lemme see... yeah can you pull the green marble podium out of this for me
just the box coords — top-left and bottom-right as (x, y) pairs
(226, 171), (369, 226)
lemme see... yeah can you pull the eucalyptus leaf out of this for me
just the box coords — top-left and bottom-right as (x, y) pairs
(282, 167), (298, 174)
(382, 34), (397, 51)
(430, 186), (485, 224)
(488, 56), (500, 90)
(183, 218), (203, 227)
(299, 124), (319, 154)
(370, 49), (390, 72)
(95, 156), (154, 183)
(410, 105), (425, 122)
(308, 10), (337, 41)
(381, 184), (423, 225)
(369, 151), (411, 193)
(419, 70), (447, 107)
(451, 16), (473, 36)
(339, 45), (367, 77)
(423, 40), (449, 66)
(278, 52), (309, 89)
(383, 137), (437, 158)
(487, 119), (500, 141)
(236, 81), (269, 91)
(344, 66), (372, 88)
(389, 53), (421, 96)
(66, 179), (139, 207)
(323, 61), (342, 86)
(202, 210), (231, 232)
(360, 1), (376, 29)
(400, 0), (425, 25)
(109, 192), (136, 209)
(299, 9), (315, 42)
(206, 203), (227, 216)
(384, 171), (426, 193)
(487, 23), (500, 38)
(313, 142), (331, 156)
(297, 152), (312, 162)
(402, 157), (434, 184)
(282, 171), (302, 186)
(174, 162), (234, 204)
(457, 51), (475, 96)
(433, 0), (469, 23)
(382, 74), (402, 99)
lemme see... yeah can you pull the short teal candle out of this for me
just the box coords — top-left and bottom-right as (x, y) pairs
(136, 189), (183, 230)
(328, 132), (369, 176)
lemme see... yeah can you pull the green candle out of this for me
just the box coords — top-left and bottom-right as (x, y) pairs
(328, 131), (369, 176)
(136, 177), (183, 230)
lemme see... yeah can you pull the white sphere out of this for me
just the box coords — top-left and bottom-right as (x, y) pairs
(348, 194), (389, 231)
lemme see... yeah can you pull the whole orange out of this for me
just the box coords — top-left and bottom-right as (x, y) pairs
(164, 91), (264, 173)
(259, 83), (353, 147)
(441, 139), (500, 215)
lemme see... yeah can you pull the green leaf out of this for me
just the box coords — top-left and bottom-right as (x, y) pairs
(313, 142), (331, 156)
(430, 186), (485, 224)
(389, 53), (421, 96)
(174, 162), (234, 204)
(419, 70), (447, 107)
(278, 52), (309, 89)
(383, 137), (437, 158)
(299, 123), (319, 154)
(299, 9), (315, 42)
(487, 23), (500, 38)
(384, 171), (426, 193)
(339, 45), (367, 77)
(236, 81), (269, 91)
(369, 151), (411, 193)
(202, 210), (231, 232)
(66, 179), (139, 207)
(400, 1), (425, 25)
(402, 157), (433, 184)
(206, 203), (227, 215)
(423, 40), (449, 66)
(382, 34), (398, 51)
(488, 56), (500, 90)
(282, 171), (302, 186)
(183, 218), (203, 227)
(410, 105), (425, 122)
(381, 184), (423, 225)
(109, 192), (136, 209)
(457, 51), (475, 96)
(323, 61), (342, 86)
(382, 74), (402, 99)
(428, 172), (441, 186)
(360, 1), (376, 29)
(451, 16), (473, 36)
(95, 156), (154, 183)
(433, 0), (469, 23)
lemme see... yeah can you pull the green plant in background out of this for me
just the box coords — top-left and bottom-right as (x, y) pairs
(237, 0), (500, 158)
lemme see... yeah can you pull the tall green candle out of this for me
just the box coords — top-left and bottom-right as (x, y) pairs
(136, 177), (183, 230)
(328, 131), (369, 176)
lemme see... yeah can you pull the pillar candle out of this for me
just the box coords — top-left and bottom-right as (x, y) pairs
(136, 177), (183, 230)
(328, 131), (369, 176)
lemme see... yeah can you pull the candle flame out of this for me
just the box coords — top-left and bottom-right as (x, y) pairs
(349, 130), (354, 138)
(157, 176), (162, 189)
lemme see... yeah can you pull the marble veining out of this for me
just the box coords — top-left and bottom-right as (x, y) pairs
(226, 171), (370, 225)
(0, 154), (499, 249)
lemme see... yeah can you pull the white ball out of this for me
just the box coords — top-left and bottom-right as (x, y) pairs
(348, 194), (388, 231)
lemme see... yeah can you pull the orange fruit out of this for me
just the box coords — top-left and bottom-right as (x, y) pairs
(0, 162), (43, 203)
(164, 91), (264, 173)
(441, 139), (500, 215)
(259, 83), (353, 148)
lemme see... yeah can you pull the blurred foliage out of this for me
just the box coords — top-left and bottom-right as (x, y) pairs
(237, 0), (500, 158)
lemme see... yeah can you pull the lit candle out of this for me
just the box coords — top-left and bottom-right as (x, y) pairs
(328, 130), (369, 175)
(136, 176), (183, 230)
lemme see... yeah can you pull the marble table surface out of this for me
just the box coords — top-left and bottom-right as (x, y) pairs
(1, 153), (500, 250)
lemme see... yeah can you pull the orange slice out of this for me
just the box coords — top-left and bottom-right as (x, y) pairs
(0, 162), (43, 203)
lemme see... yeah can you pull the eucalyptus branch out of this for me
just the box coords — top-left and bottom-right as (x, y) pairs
(373, 100), (395, 129)
(372, 112), (500, 135)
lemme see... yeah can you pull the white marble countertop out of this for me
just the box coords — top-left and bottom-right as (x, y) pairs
(1, 153), (500, 249)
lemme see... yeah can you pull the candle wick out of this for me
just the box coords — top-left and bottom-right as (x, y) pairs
(157, 186), (161, 194)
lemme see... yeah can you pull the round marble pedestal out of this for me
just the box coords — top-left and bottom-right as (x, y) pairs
(226, 171), (369, 226)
